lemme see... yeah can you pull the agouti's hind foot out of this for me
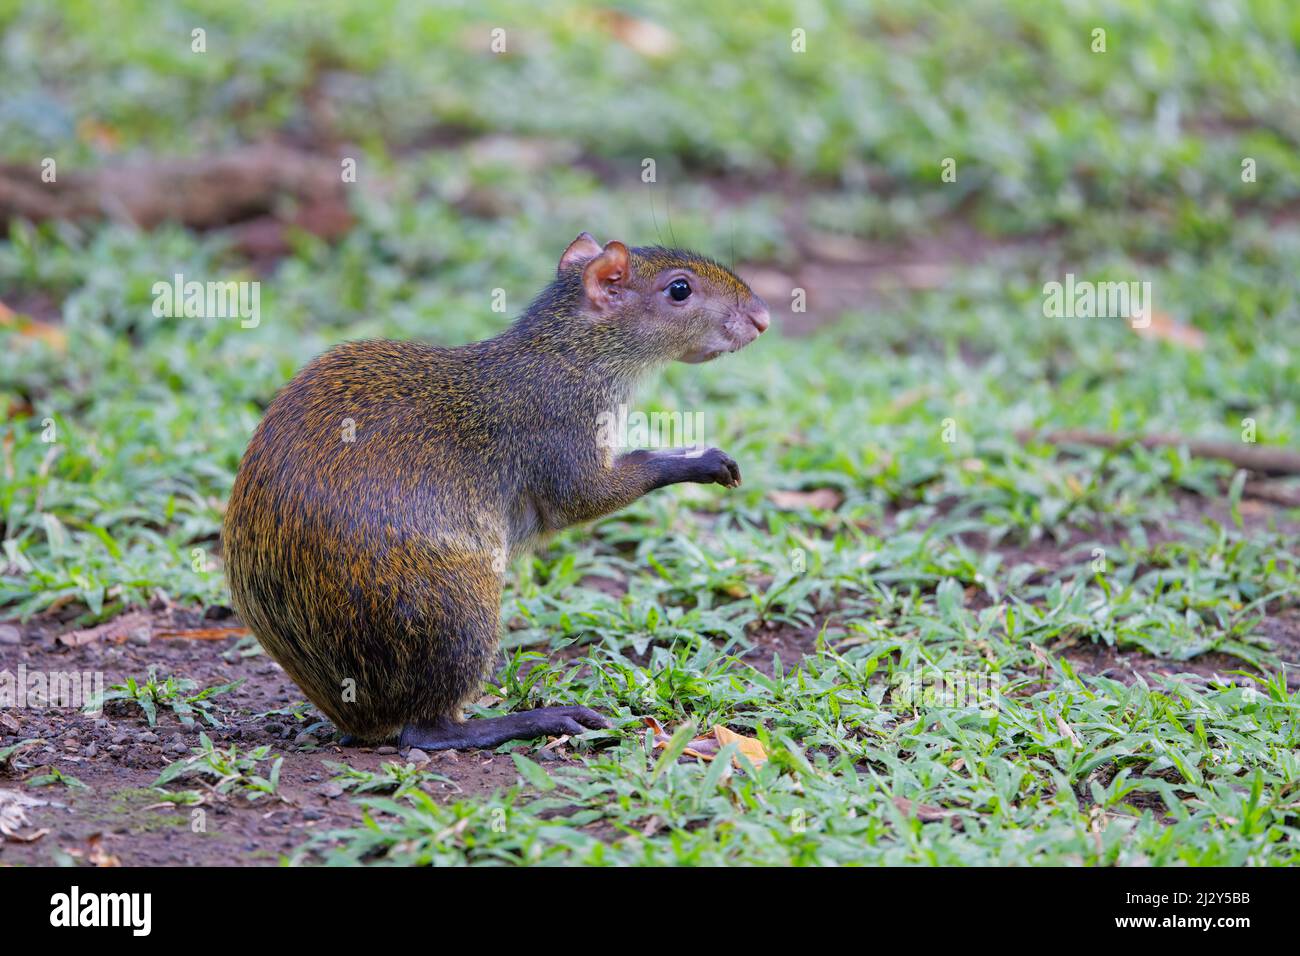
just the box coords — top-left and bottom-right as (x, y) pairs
(399, 706), (612, 751)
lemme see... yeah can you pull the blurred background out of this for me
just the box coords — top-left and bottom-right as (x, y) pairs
(0, 0), (1297, 616)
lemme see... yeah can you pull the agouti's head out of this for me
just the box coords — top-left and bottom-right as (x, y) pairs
(555, 232), (770, 365)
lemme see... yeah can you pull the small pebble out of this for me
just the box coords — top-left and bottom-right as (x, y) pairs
(127, 626), (152, 646)
(405, 748), (430, 764)
(0, 625), (20, 645)
(83, 742), (98, 758)
(375, 745), (398, 755)
(301, 809), (325, 821)
(138, 731), (160, 744)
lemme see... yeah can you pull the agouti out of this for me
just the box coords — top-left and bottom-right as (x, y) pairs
(223, 234), (770, 749)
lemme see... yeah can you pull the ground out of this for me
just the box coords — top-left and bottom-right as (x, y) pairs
(1, 1), (1299, 865)
(3, 486), (1297, 865)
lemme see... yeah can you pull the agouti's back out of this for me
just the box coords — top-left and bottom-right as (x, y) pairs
(225, 340), (507, 740)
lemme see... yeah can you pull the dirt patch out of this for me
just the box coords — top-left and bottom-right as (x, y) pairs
(745, 223), (1050, 336)
(1060, 607), (1300, 690)
(0, 612), (569, 866)
(1057, 640), (1292, 689)
(1256, 608), (1300, 665)
(741, 621), (826, 677)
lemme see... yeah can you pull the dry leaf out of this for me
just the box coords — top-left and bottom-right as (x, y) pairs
(1133, 311), (1205, 350)
(0, 736), (43, 770)
(595, 10), (676, 57)
(1028, 642), (1053, 668)
(1055, 713), (1081, 747)
(713, 725), (768, 768)
(888, 386), (934, 413)
(767, 488), (844, 511)
(433, 818), (471, 843)
(893, 796), (960, 828)
(644, 718), (768, 769)
(76, 118), (121, 150)
(539, 733), (573, 755)
(57, 609), (151, 647)
(0, 303), (67, 353)
(681, 738), (722, 761)
(155, 625), (249, 641)
(86, 833), (121, 867)
(0, 789), (48, 842)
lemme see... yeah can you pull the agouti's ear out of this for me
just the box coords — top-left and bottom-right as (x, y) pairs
(559, 232), (603, 273)
(581, 240), (630, 312)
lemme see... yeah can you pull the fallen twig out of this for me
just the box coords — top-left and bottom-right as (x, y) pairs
(1016, 429), (1300, 477)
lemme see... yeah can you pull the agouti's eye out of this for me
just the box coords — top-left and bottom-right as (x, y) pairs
(667, 278), (692, 302)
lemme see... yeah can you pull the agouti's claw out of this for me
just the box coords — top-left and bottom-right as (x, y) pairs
(717, 451), (741, 487)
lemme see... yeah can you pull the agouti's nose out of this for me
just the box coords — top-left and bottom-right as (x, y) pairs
(748, 305), (771, 333)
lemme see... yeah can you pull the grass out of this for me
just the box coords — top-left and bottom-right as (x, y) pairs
(155, 732), (284, 802)
(1, 0), (1298, 865)
(298, 661), (1300, 865)
(323, 760), (454, 799)
(92, 668), (242, 728)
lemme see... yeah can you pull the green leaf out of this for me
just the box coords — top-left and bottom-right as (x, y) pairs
(510, 753), (556, 791)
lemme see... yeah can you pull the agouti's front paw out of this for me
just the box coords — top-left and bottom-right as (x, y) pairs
(694, 447), (741, 488)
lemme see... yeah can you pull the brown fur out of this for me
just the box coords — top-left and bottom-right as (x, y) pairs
(223, 241), (766, 741)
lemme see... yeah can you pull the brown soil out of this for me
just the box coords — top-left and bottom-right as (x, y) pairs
(740, 621), (826, 677)
(0, 609), (571, 866)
